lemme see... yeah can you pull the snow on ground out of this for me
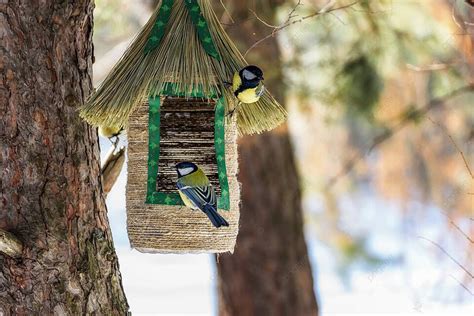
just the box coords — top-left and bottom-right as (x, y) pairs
(117, 248), (214, 315)
(101, 140), (473, 315)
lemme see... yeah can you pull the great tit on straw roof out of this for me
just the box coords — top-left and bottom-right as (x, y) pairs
(176, 162), (229, 228)
(226, 65), (265, 117)
(99, 125), (124, 146)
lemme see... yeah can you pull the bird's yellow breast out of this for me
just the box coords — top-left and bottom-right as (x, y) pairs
(236, 87), (260, 104)
(99, 126), (122, 138)
(178, 191), (196, 209)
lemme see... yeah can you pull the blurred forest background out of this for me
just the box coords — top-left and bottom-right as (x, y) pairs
(94, 0), (473, 314)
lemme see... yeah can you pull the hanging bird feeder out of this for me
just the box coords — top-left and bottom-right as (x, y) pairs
(80, 0), (287, 253)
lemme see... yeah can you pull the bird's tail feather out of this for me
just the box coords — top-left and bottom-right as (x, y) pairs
(203, 205), (229, 228)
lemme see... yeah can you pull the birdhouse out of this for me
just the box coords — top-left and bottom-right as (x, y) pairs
(80, 0), (286, 253)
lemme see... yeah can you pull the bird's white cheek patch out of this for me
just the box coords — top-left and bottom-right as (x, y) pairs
(179, 167), (195, 176)
(242, 69), (256, 80)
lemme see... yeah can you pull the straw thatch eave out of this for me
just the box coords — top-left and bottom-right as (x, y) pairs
(80, 0), (287, 135)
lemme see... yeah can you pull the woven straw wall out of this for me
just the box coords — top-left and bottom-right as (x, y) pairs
(126, 99), (240, 253)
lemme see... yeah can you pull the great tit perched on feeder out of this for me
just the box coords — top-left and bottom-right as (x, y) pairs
(176, 162), (229, 228)
(226, 65), (265, 117)
(99, 125), (124, 146)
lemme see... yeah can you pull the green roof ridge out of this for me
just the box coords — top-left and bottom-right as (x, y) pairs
(144, 0), (221, 61)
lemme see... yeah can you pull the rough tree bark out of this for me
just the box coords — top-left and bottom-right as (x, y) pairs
(215, 1), (319, 316)
(0, 1), (129, 314)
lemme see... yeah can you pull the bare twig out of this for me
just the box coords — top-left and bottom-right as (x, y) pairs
(245, 1), (359, 56)
(428, 117), (473, 179)
(441, 211), (474, 244)
(0, 229), (23, 258)
(451, 0), (474, 28)
(219, 0), (235, 24)
(406, 63), (453, 72)
(451, 2), (464, 30)
(326, 84), (474, 188)
(284, 0), (304, 25)
(249, 9), (279, 28)
(449, 274), (474, 296)
(249, 0), (303, 29)
(419, 236), (473, 279)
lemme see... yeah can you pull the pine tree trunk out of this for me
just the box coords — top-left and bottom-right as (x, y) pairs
(215, 1), (319, 315)
(0, 1), (129, 314)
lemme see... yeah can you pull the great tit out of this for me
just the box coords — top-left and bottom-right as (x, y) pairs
(176, 162), (229, 228)
(226, 65), (265, 116)
(99, 125), (124, 146)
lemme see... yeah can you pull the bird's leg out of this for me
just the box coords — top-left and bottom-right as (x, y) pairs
(226, 102), (241, 117)
(112, 136), (120, 149)
(107, 136), (120, 152)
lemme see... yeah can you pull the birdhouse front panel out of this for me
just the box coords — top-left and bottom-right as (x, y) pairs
(155, 97), (220, 195)
(126, 87), (239, 253)
(144, 86), (230, 210)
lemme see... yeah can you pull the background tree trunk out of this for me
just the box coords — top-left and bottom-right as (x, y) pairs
(215, 1), (319, 315)
(0, 1), (129, 314)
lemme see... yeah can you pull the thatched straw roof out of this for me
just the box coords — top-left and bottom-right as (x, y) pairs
(80, 0), (287, 135)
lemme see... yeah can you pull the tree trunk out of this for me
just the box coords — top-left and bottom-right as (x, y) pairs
(215, 1), (319, 316)
(0, 1), (129, 314)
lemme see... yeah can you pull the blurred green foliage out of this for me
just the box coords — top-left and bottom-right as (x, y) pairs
(335, 55), (383, 118)
(283, 0), (468, 119)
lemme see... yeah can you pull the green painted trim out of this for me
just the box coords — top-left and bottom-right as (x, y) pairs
(144, 0), (221, 60)
(214, 98), (230, 209)
(144, 0), (174, 54)
(160, 82), (219, 98)
(145, 84), (230, 210)
(183, 0), (221, 61)
(145, 96), (182, 205)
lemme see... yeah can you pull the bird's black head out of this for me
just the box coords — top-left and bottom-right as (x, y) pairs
(176, 162), (198, 178)
(240, 65), (264, 85)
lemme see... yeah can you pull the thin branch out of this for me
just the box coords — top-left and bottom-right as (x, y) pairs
(406, 63), (453, 72)
(428, 117), (473, 179)
(451, 1), (464, 30)
(219, 0), (235, 24)
(449, 274), (474, 296)
(244, 1), (359, 57)
(419, 236), (474, 279)
(451, 0), (474, 28)
(441, 211), (474, 244)
(249, 0), (303, 29)
(284, 0), (304, 25)
(0, 229), (23, 258)
(249, 9), (279, 28)
(326, 84), (474, 188)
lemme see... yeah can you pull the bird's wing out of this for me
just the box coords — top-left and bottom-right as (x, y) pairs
(232, 71), (242, 92)
(177, 182), (217, 210)
(256, 82), (265, 97)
